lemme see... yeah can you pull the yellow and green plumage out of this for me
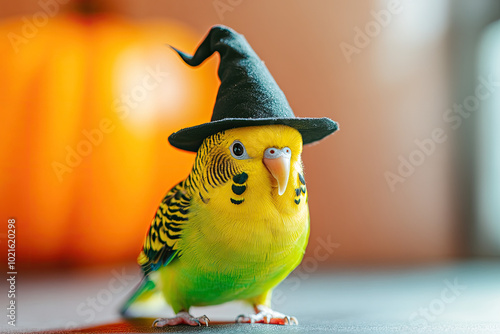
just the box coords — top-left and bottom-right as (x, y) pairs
(123, 125), (310, 325)
(121, 24), (339, 327)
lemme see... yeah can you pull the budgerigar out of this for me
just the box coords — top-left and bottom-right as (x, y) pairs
(120, 25), (338, 327)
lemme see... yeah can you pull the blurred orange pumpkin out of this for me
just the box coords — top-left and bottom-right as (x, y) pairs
(0, 11), (218, 267)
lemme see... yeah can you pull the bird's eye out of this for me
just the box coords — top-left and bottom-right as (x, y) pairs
(230, 141), (249, 160)
(233, 143), (244, 156)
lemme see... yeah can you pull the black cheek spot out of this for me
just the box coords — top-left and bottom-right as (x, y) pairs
(294, 199), (301, 205)
(231, 198), (244, 205)
(233, 172), (248, 184)
(298, 173), (306, 185)
(232, 184), (246, 195)
(295, 188), (301, 196)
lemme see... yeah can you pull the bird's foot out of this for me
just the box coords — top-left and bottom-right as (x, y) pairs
(153, 311), (209, 327)
(236, 305), (298, 325)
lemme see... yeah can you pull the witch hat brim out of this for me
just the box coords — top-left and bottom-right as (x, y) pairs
(169, 117), (338, 152)
(168, 25), (338, 152)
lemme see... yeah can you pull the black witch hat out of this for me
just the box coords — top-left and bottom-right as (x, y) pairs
(168, 25), (338, 152)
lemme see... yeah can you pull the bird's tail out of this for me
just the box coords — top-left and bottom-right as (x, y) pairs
(120, 276), (157, 318)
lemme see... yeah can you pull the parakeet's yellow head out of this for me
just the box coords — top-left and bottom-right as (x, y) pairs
(190, 124), (306, 214)
(222, 125), (303, 195)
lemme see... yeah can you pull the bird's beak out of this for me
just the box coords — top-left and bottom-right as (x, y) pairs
(263, 152), (291, 196)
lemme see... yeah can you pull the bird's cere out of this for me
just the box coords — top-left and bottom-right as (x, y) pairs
(263, 147), (291, 196)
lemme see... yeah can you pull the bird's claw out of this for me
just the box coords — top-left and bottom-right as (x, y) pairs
(283, 315), (298, 325)
(153, 312), (210, 327)
(236, 306), (298, 325)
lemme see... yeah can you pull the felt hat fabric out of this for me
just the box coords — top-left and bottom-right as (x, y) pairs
(168, 25), (338, 152)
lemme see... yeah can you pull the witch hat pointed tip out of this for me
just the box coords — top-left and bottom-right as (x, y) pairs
(165, 44), (182, 56)
(167, 43), (198, 66)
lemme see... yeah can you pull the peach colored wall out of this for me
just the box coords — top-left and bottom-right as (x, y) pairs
(1, 1), (459, 265)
